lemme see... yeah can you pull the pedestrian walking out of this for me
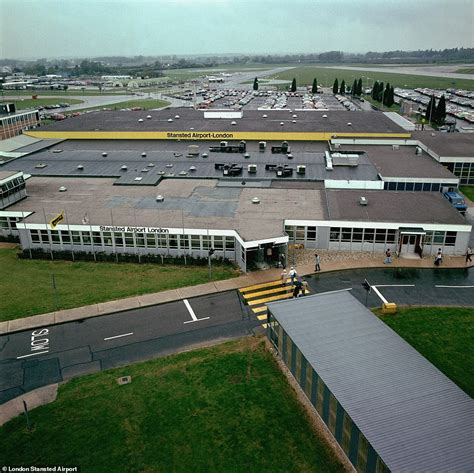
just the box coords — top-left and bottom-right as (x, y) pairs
(384, 248), (392, 264)
(289, 266), (297, 285)
(434, 248), (443, 266)
(280, 269), (287, 286)
(315, 253), (321, 271)
(466, 247), (472, 264)
(279, 253), (286, 270)
(293, 277), (303, 298)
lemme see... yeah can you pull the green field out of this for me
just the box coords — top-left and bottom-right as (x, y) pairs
(0, 338), (343, 473)
(455, 68), (474, 74)
(3, 89), (129, 96)
(460, 186), (474, 202)
(380, 307), (474, 397)
(270, 66), (474, 91)
(10, 97), (83, 110)
(0, 248), (238, 322)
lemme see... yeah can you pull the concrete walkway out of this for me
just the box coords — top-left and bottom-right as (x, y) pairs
(1, 252), (471, 335)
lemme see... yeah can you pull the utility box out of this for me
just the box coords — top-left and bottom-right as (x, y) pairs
(248, 164), (257, 173)
(297, 165), (306, 175)
(382, 302), (397, 314)
(259, 141), (266, 151)
(187, 145), (199, 156)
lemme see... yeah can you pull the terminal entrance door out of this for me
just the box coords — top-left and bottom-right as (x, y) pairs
(398, 228), (425, 258)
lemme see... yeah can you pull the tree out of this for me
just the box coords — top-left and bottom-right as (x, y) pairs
(387, 86), (395, 107)
(377, 82), (384, 102)
(352, 79), (357, 96)
(425, 95), (436, 122)
(383, 83), (391, 106)
(333, 78), (339, 94)
(371, 81), (379, 99)
(312, 78), (318, 94)
(357, 78), (363, 96)
(291, 78), (297, 92)
(253, 77), (258, 91)
(340, 79), (346, 94)
(435, 95), (446, 124)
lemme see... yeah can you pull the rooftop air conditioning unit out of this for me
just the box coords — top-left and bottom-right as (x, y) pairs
(248, 164), (257, 173)
(252, 197), (260, 204)
(121, 165), (128, 171)
(220, 141), (228, 147)
(334, 143), (340, 149)
(259, 141), (266, 150)
(297, 165), (306, 175)
(359, 196), (368, 206)
(156, 195), (164, 202)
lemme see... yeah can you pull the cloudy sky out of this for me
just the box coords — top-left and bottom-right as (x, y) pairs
(1, 0), (473, 59)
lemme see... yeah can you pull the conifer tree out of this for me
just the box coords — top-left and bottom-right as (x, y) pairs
(291, 78), (297, 92)
(253, 77), (258, 91)
(340, 79), (346, 94)
(333, 78), (339, 94)
(312, 78), (318, 94)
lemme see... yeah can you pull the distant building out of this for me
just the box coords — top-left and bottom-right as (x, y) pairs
(0, 105), (40, 140)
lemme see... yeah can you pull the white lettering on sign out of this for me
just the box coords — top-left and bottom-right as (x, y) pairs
(31, 328), (50, 352)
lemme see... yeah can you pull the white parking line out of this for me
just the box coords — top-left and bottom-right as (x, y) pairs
(375, 285), (416, 288)
(435, 285), (474, 288)
(16, 350), (49, 359)
(183, 299), (210, 324)
(104, 332), (134, 341)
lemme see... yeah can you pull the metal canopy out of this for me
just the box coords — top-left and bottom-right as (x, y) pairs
(399, 226), (426, 235)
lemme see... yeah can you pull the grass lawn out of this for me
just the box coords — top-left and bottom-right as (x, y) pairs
(0, 338), (343, 473)
(11, 97), (83, 110)
(460, 186), (474, 202)
(0, 248), (239, 322)
(270, 66), (474, 91)
(455, 68), (474, 74)
(73, 98), (170, 113)
(379, 307), (474, 397)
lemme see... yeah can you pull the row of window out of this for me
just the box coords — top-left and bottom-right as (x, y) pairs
(285, 225), (317, 242)
(0, 112), (39, 128)
(448, 162), (474, 185)
(382, 181), (454, 192)
(0, 216), (18, 230)
(330, 227), (397, 244)
(269, 320), (388, 473)
(0, 176), (26, 199)
(29, 229), (235, 252)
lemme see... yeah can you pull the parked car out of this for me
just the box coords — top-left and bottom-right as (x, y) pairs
(443, 191), (467, 214)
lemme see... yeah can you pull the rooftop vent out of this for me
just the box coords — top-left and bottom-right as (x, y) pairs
(415, 146), (422, 155)
(168, 118), (173, 122)
(175, 115), (180, 119)
(141, 152), (147, 157)
(134, 177), (143, 181)
(179, 171), (187, 176)
(231, 121), (237, 125)
(121, 165), (128, 171)
(166, 164), (173, 168)
(359, 196), (368, 206)
(297, 165), (306, 175)
(244, 152), (250, 159)
(287, 153), (294, 159)
(156, 195), (164, 202)
(190, 127), (194, 130)
(392, 144), (399, 150)
(146, 115), (152, 119)
(262, 114), (268, 118)
(252, 197), (260, 204)
(138, 118), (144, 123)
(347, 122), (352, 126)
(35, 163), (47, 169)
(147, 163), (155, 167)
(141, 168), (149, 172)
(259, 141), (266, 150)
(102, 152), (107, 157)
(280, 122), (284, 126)
(77, 164), (84, 170)
(202, 153), (208, 158)
(292, 120), (296, 123)
(58, 186), (67, 192)
(189, 166), (196, 171)
(248, 164), (257, 173)
(322, 114), (328, 118)
(292, 114), (297, 118)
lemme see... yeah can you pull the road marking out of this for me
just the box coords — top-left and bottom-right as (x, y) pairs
(375, 284), (416, 287)
(17, 350), (49, 359)
(104, 332), (134, 341)
(435, 285), (474, 288)
(183, 299), (210, 324)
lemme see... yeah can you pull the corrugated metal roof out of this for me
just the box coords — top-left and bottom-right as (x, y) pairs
(268, 291), (474, 472)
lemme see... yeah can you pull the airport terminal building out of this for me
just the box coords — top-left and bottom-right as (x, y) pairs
(0, 109), (472, 271)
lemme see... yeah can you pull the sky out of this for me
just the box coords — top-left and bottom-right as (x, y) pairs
(1, 0), (473, 59)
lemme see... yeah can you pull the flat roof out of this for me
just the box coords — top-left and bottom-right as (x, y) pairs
(0, 170), (21, 182)
(0, 139), (380, 184)
(34, 109), (408, 135)
(413, 131), (474, 158)
(6, 177), (327, 242)
(337, 144), (457, 180)
(326, 189), (467, 225)
(268, 291), (474, 472)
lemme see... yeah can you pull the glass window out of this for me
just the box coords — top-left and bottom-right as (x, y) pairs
(146, 233), (156, 248)
(72, 231), (81, 244)
(114, 232), (123, 247)
(431, 183), (440, 192)
(285, 225), (295, 241)
(82, 231), (91, 245)
(136, 232), (145, 248)
(341, 228), (352, 242)
(225, 237), (235, 250)
(424, 231), (433, 245)
(103, 231), (113, 246)
(124, 232), (134, 247)
(387, 229), (396, 243)
(375, 229), (386, 243)
(213, 236), (223, 249)
(295, 226), (305, 241)
(30, 229), (40, 243)
(414, 182), (423, 191)
(433, 231), (445, 244)
(93, 231), (102, 245)
(396, 182), (405, 191)
(363, 228), (374, 243)
(191, 235), (201, 250)
(329, 227), (340, 242)
(307, 226), (317, 241)
(0, 217), (8, 228)
(423, 183), (431, 191)
(445, 231), (456, 246)
(352, 228), (363, 242)
(169, 234), (178, 249)
(178, 234), (188, 250)
(40, 230), (49, 243)
(405, 182), (414, 191)
(60, 230), (71, 243)
(202, 235), (211, 250)
(157, 234), (167, 248)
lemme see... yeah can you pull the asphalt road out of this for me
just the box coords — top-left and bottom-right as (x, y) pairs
(1, 267), (472, 405)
